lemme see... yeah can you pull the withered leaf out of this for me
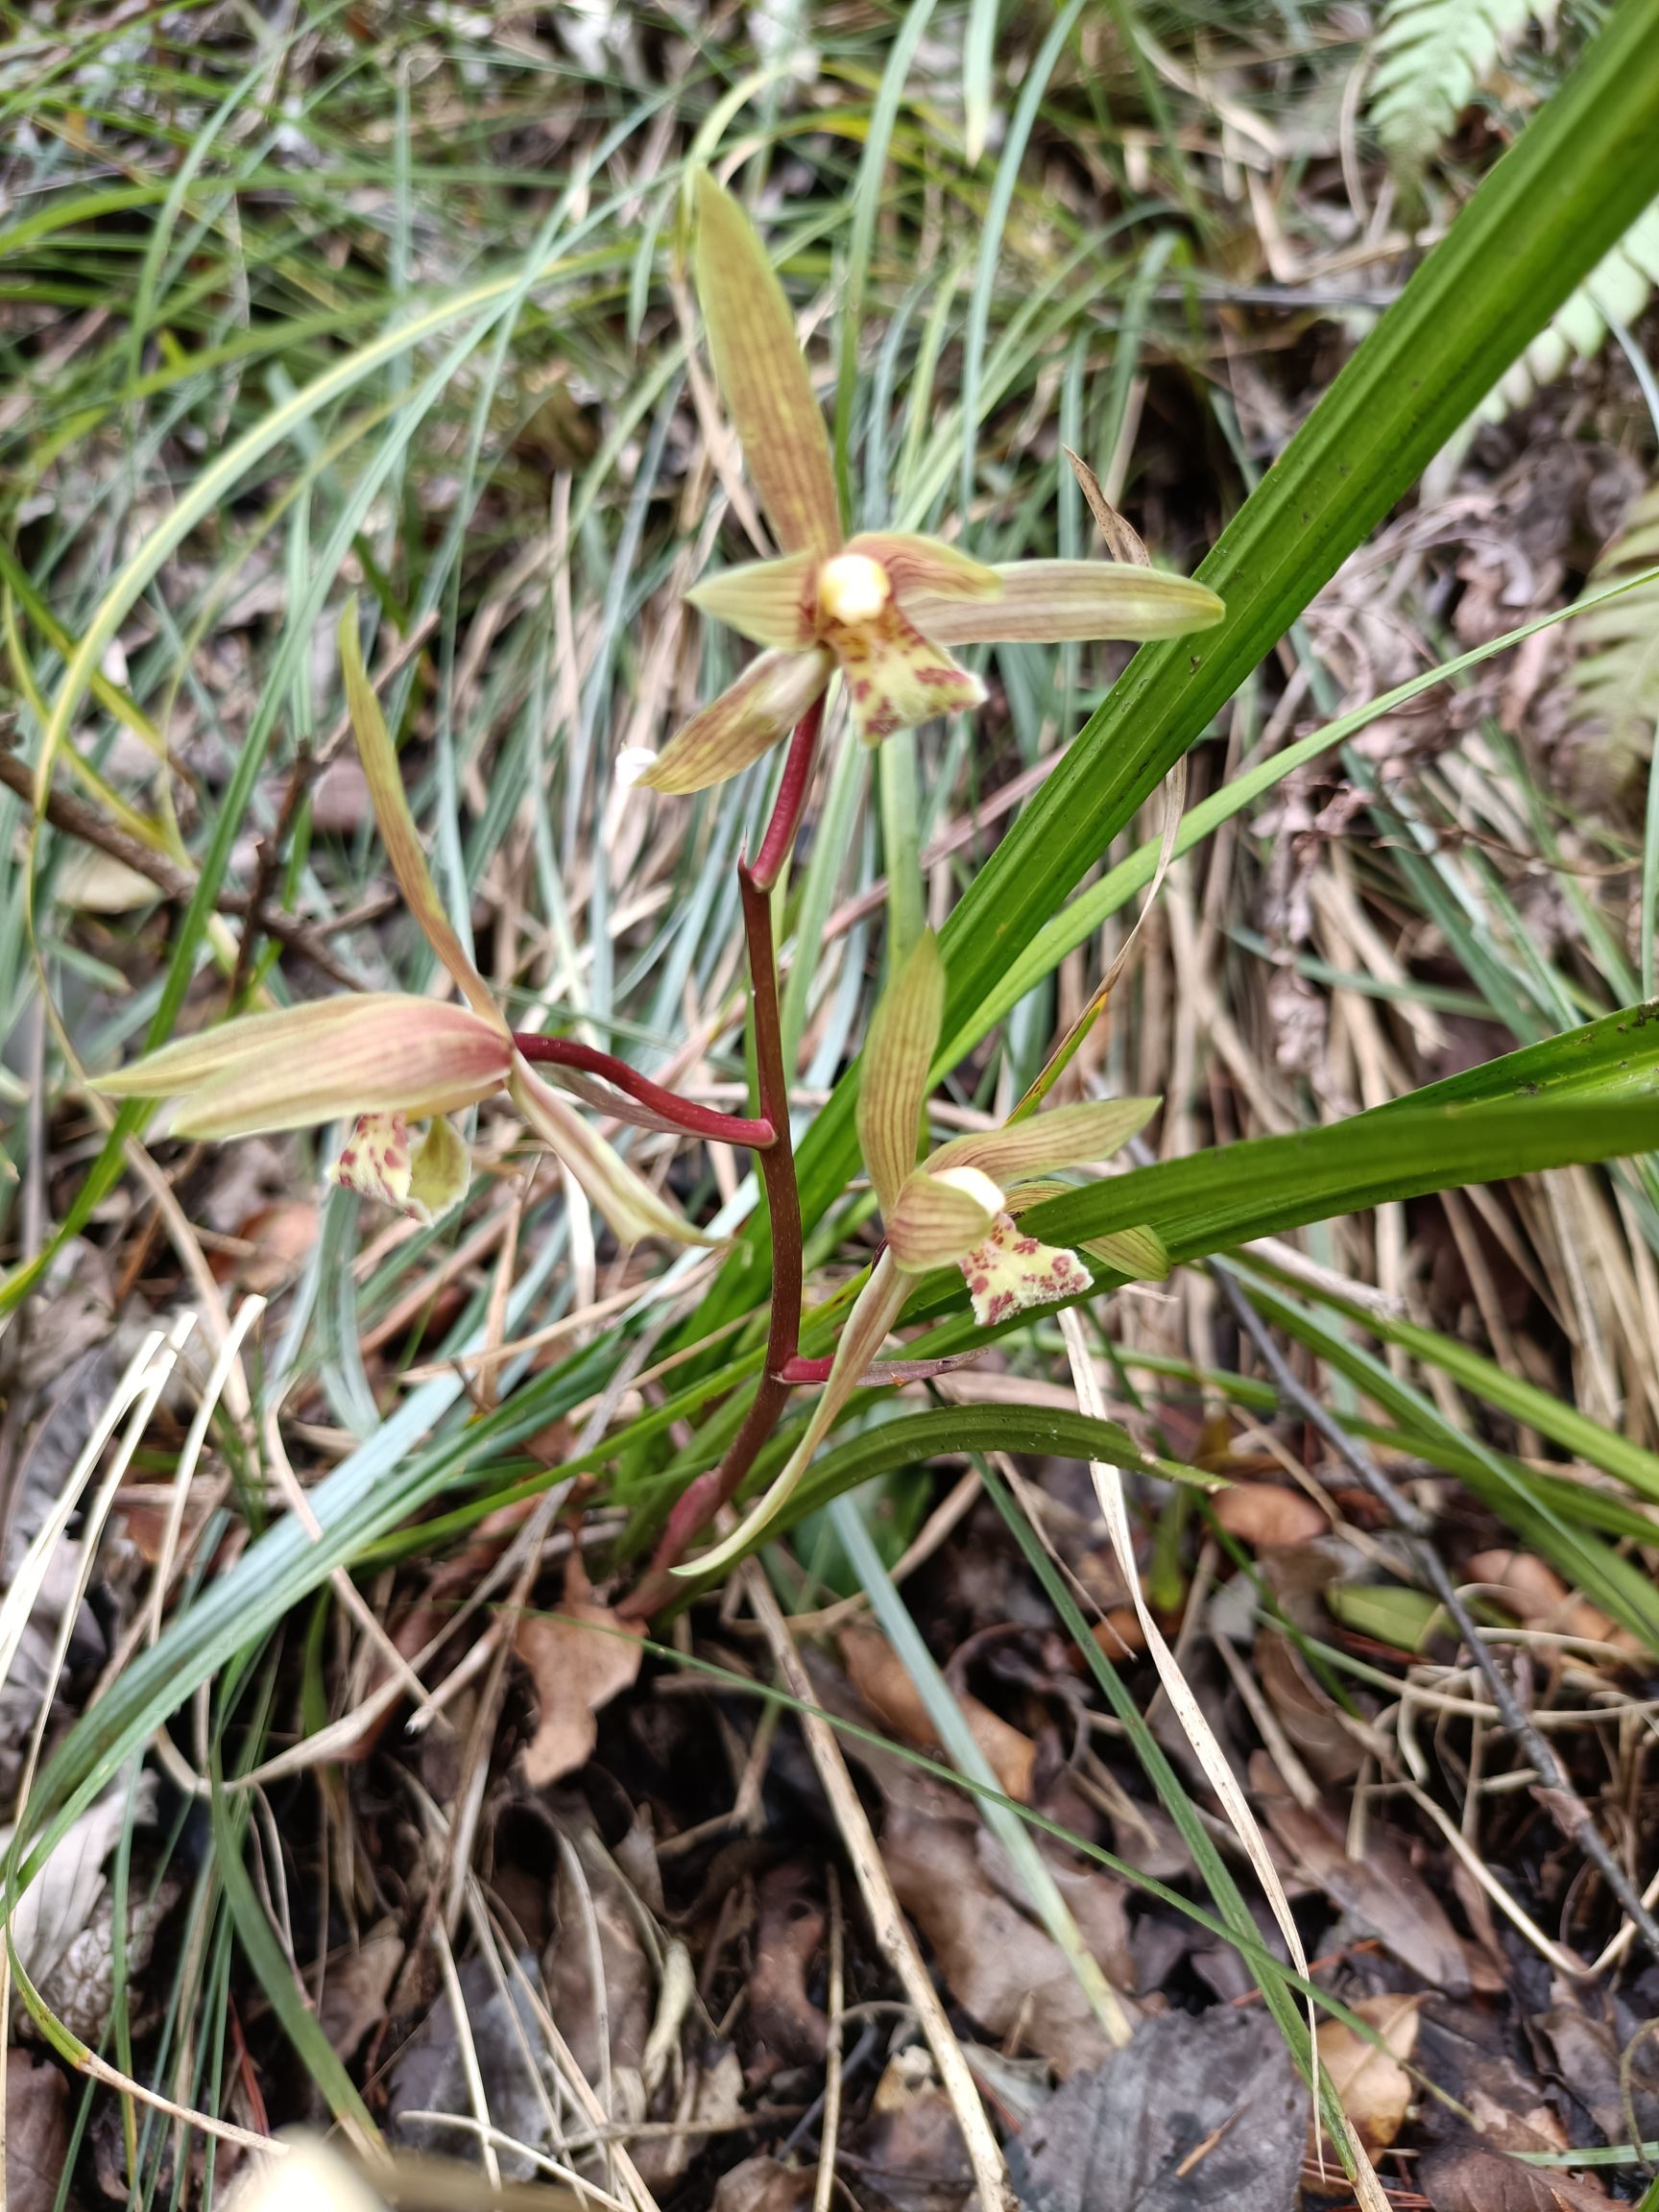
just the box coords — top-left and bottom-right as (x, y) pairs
(514, 1556), (642, 1788)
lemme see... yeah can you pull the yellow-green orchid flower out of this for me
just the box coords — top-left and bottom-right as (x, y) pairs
(640, 174), (1224, 796)
(680, 929), (1159, 1573)
(100, 604), (709, 1248)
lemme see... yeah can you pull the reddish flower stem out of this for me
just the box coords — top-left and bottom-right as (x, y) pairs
(512, 1032), (774, 1148)
(750, 693), (825, 894)
(622, 857), (804, 1613)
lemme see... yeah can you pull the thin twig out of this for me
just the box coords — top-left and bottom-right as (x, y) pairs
(1211, 1256), (1659, 1970)
(0, 743), (366, 989)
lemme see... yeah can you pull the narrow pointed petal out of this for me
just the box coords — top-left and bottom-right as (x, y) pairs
(101, 996), (512, 1140)
(686, 554), (816, 648)
(960, 1214), (1092, 1328)
(338, 600), (505, 1029)
(842, 532), (1000, 601)
(510, 1065), (718, 1247)
(930, 1096), (1160, 1185)
(535, 1061), (692, 1137)
(857, 928), (945, 1216)
(96, 993), (431, 1096)
(642, 648), (830, 796)
(674, 1254), (907, 1577)
(832, 600), (985, 745)
(328, 1110), (469, 1222)
(886, 1166), (999, 1272)
(693, 173), (841, 560)
(902, 560), (1224, 643)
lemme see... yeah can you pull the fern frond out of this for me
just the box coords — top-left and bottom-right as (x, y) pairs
(1481, 199), (1659, 421)
(1561, 484), (1659, 778)
(1368, 0), (1554, 175)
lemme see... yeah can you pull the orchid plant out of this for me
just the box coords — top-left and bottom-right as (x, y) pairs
(102, 170), (1224, 1606)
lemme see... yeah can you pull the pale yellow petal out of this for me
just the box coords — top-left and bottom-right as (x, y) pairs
(674, 1254), (907, 1576)
(97, 993), (423, 1096)
(886, 1166), (998, 1272)
(338, 599), (504, 1028)
(509, 1065), (718, 1247)
(843, 531), (1000, 601)
(693, 172), (841, 560)
(902, 560), (1224, 643)
(640, 647), (830, 795)
(167, 999), (512, 1140)
(960, 1214), (1092, 1327)
(930, 1096), (1159, 1184)
(685, 553), (816, 648)
(856, 928), (944, 1216)
(1083, 1223), (1171, 1281)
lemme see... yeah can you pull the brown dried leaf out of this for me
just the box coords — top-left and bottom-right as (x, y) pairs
(1263, 1791), (1475, 1993)
(1313, 1995), (1421, 2154)
(514, 1557), (642, 1788)
(840, 1623), (1034, 1802)
(318, 1919), (404, 2061)
(1253, 1631), (1365, 1786)
(1422, 2140), (1611, 2212)
(6, 2051), (69, 2212)
(1464, 1551), (1616, 1644)
(880, 1797), (1129, 2076)
(1214, 1485), (1327, 1551)
(749, 1863), (827, 2078)
(713, 2158), (813, 2212)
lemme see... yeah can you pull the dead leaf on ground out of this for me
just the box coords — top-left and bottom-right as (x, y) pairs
(880, 1792), (1132, 2078)
(1464, 1551), (1617, 1647)
(1252, 1629), (1367, 1785)
(1213, 1485), (1327, 1551)
(839, 1623), (1035, 1801)
(6, 2050), (69, 2212)
(1262, 1785), (1485, 1994)
(514, 1552), (642, 1787)
(1421, 2138), (1611, 2211)
(851, 2080), (974, 2212)
(1008, 2008), (1309, 2210)
(712, 2158), (813, 2212)
(543, 1822), (652, 2106)
(1313, 1993), (1421, 2154)
(318, 1918), (404, 2061)
(748, 1861), (827, 2080)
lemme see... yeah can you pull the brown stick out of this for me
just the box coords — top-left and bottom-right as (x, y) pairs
(0, 745), (367, 990)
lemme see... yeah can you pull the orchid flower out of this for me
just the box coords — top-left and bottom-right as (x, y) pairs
(639, 174), (1224, 796)
(681, 929), (1159, 1572)
(100, 604), (709, 1247)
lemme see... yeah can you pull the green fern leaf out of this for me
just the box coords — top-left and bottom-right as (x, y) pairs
(1369, 0), (1554, 175)
(1482, 198), (1659, 421)
(1562, 483), (1659, 778)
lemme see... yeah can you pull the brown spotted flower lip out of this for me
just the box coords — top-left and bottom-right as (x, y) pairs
(638, 173), (1224, 798)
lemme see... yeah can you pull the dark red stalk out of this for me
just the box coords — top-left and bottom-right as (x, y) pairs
(750, 692), (825, 894)
(622, 858), (804, 1612)
(512, 1031), (773, 1148)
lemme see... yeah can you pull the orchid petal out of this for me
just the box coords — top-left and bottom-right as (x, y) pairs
(1084, 1223), (1172, 1281)
(857, 928), (944, 1216)
(902, 560), (1224, 643)
(831, 599), (985, 745)
(843, 531), (1000, 601)
(102, 996), (512, 1140)
(930, 1096), (1159, 1185)
(533, 1060), (694, 1137)
(328, 1111), (470, 1223)
(960, 1214), (1092, 1328)
(886, 1165), (1000, 1272)
(509, 1065), (717, 1247)
(338, 600), (504, 1029)
(641, 647), (831, 795)
(693, 173), (841, 560)
(685, 553), (816, 648)
(674, 1253), (907, 1576)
